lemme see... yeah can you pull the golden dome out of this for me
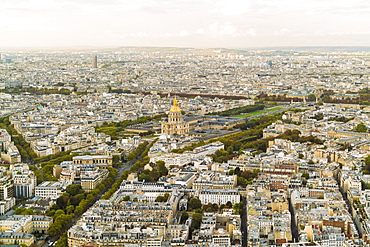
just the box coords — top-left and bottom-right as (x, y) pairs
(170, 96), (181, 113)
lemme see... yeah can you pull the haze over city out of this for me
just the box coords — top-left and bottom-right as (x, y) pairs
(1, 0), (370, 48)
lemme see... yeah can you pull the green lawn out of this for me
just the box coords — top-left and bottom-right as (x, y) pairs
(235, 107), (285, 118)
(147, 135), (160, 138)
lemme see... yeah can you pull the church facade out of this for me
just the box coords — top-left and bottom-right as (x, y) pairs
(161, 97), (190, 135)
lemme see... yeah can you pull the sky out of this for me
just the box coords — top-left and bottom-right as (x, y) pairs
(1, 0), (370, 48)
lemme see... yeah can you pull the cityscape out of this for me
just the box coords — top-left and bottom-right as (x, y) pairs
(0, 46), (370, 247)
(2, 0), (370, 247)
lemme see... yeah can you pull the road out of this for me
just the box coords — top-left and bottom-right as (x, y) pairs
(241, 196), (247, 247)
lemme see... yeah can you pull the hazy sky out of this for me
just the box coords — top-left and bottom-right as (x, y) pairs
(1, 0), (370, 48)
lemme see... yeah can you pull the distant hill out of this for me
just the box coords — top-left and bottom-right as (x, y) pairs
(118, 46), (370, 53)
(242, 46), (370, 53)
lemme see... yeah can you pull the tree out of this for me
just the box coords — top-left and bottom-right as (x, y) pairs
(123, 195), (131, 201)
(240, 169), (259, 181)
(307, 94), (316, 101)
(42, 164), (57, 180)
(180, 211), (189, 224)
(339, 143), (352, 151)
(74, 205), (83, 216)
(155, 193), (170, 202)
(14, 208), (35, 215)
(302, 173), (310, 179)
(66, 184), (84, 196)
(53, 214), (72, 232)
(313, 113), (324, 120)
(48, 222), (62, 237)
(234, 167), (241, 176)
(163, 193), (170, 201)
(138, 173), (152, 182)
(112, 155), (121, 166)
(46, 210), (55, 217)
(22, 209), (34, 215)
(355, 123), (368, 133)
(54, 233), (68, 247)
(127, 153), (136, 161)
(66, 205), (74, 214)
(361, 180), (370, 190)
(155, 195), (166, 202)
(364, 155), (370, 173)
(207, 104), (265, 117)
(54, 209), (65, 219)
(156, 160), (168, 176)
(365, 155), (370, 167)
(237, 177), (247, 187)
(233, 202), (243, 215)
(188, 197), (202, 210)
(195, 208), (202, 214)
(14, 208), (26, 215)
(191, 213), (203, 230)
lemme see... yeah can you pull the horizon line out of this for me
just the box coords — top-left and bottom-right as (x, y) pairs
(1, 45), (370, 52)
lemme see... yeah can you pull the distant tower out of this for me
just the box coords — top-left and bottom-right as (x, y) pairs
(92, 55), (97, 69)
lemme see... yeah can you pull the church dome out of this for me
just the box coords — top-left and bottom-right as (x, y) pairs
(170, 97), (181, 113)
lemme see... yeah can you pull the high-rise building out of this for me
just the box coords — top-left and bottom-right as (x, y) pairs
(0, 176), (13, 200)
(11, 163), (37, 198)
(92, 55), (97, 68)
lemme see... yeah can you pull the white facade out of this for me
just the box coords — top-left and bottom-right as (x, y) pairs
(150, 153), (191, 168)
(199, 189), (240, 205)
(0, 197), (15, 215)
(35, 181), (64, 199)
(11, 164), (37, 198)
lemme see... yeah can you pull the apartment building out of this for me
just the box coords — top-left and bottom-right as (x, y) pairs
(199, 189), (240, 205)
(35, 181), (64, 199)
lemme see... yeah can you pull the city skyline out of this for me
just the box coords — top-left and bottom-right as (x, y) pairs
(1, 0), (370, 48)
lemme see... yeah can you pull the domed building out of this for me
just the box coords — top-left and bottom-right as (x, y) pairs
(161, 96), (190, 135)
